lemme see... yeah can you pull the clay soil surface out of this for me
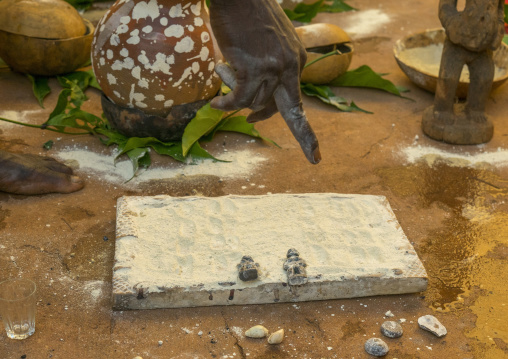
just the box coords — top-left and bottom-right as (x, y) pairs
(1, 0), (508, 358)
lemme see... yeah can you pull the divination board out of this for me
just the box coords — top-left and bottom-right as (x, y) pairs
(112, 193), (427, 310)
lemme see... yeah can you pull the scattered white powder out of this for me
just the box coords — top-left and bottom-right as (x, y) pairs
(231, 326), (244, 338)
(400, 145), (508, 168)
(56, 147), (267, 186)
(342, 9), (391, 37)
(83, 280), (105, 303)
(0, 109), (46, 128)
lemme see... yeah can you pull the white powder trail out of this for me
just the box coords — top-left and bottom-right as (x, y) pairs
(56, 146), (267, 185)
(399, 145), (508, 168)
(342, 9), (391, 38)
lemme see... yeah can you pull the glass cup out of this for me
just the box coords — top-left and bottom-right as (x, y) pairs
(0, 278), (36, 340)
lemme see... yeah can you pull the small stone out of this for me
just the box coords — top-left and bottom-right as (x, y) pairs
(384, 310), (394, 317)
(418, 315), (447, 337)
(267, 329), (284, 345)
(381, 321), (403, 338)
(245, 325), (269, 338)
(157, 340), (163, 346)
(364, 338), (389, 357)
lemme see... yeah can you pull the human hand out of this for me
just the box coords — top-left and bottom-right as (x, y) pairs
(208, 0), (321, 164)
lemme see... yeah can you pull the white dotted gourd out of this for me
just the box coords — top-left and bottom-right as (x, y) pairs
(92, 0), (222, 116)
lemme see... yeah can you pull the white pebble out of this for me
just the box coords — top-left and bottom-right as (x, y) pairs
(418, 315), (447, 337)
(267, 329), (284, 345)
(245, 325), (269, 338)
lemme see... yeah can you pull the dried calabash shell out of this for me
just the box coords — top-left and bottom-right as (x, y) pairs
(267, 329), (284, 344)
(0, 0), (86, 39)
(295, 23), (354, 85)
(0, 0), (93, 75)
(0, 19), (94, 76)
(245, 325), (269, 338)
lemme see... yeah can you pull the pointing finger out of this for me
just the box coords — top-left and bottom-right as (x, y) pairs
(274, 85), (321, 164)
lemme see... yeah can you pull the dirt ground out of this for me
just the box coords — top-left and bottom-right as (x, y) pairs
(1, 0), (508, 358)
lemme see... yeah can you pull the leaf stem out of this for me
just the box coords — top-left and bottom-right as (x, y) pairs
(223, 109), (242, 120)
(0, 117), (91, 135)
(304, 49), (342, 69)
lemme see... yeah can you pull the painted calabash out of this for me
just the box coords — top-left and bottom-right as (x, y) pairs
(0, 0), (94, 75)
(92, 0), (223, 117)
(295, 23), (353, 85)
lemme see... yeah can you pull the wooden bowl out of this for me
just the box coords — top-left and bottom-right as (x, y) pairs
(0, 19), (94, 76)
(393, 28), (508, 98)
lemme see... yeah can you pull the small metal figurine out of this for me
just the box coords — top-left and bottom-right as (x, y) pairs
(237, 255), (260, 282)
(422, 0), (505, 144)
(283, 248), (308, 286)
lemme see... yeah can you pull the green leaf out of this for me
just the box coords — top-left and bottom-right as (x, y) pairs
(504, 4), (508, 25)
(216, 116), (280, 147)
(329, 65), (407, 98)
(125, 147), (151, 179)
(58, 72), (90, 91)
(43, 140), (54, 150)
(284, 0), (323, 22)
(301, 83), (372, 113)
(503, 34), (508, 45)
(150, 142), (186, 162)
(181, 103), (224, 156)
(47, 88), (72, 122)
(115, 137), (163, 159)
(188, 142), (226, 163)
(320, 0), (355, 12)
(26, 74), (51, 108)
(95, 127), (128, 146)
(85, 69), (101, 90)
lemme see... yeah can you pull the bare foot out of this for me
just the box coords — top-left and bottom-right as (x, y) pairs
(0, 150), (84, 195)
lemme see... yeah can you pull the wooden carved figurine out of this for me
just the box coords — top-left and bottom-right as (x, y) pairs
(283, 248), (308, 286)
(422, 0), (505, 144)
(237, 255), (260, 282)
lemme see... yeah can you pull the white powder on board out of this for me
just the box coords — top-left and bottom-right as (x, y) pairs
(399, 145), (508, 168)
(342, 9), (391, 38)
(114, 194), (424, 295)
(56, 147), (267, 185)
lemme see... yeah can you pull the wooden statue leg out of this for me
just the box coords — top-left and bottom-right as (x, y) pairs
(433, 39), (465, 118)
(465, 50), (495, 122)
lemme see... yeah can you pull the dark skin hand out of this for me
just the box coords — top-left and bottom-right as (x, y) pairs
(208, 0), (321, 164)
(0, 150), (84, 195)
